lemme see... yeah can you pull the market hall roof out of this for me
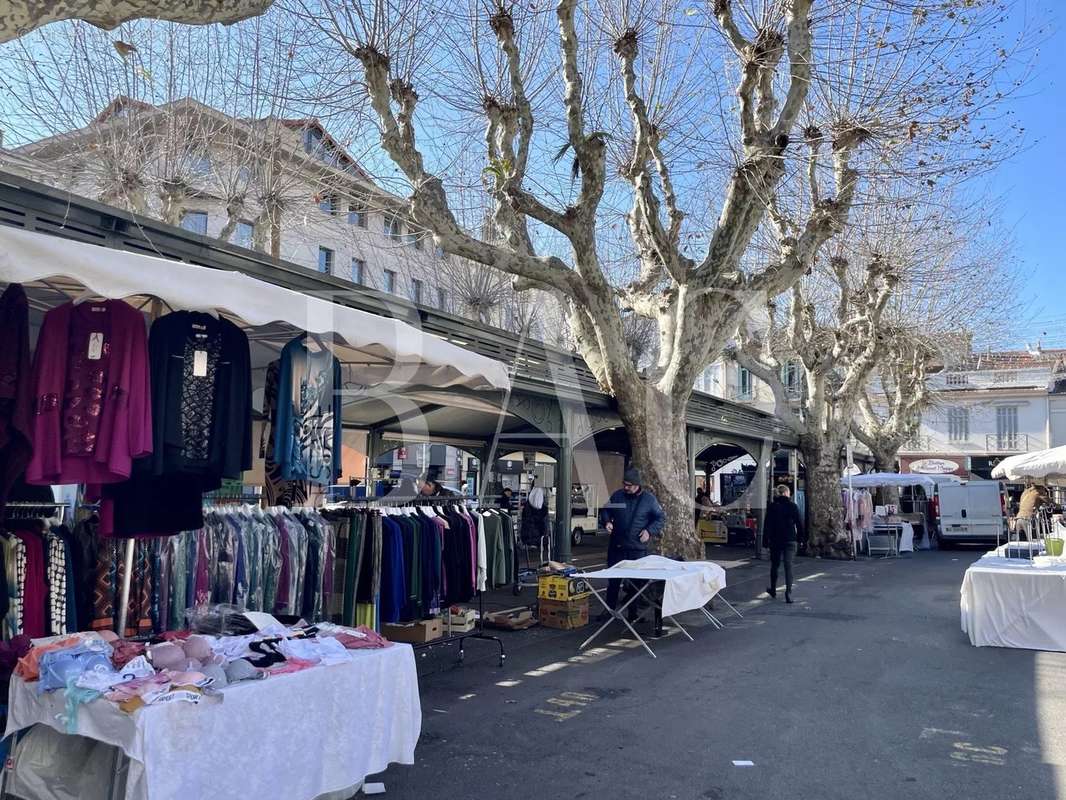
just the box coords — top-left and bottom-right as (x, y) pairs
(0, 224), (511, 393)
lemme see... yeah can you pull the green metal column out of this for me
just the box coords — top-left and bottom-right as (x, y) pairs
(555, 436), (573, 562)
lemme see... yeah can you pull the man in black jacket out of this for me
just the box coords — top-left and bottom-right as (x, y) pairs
(764, 484), (804, 603)
(598, 467), (665, 615)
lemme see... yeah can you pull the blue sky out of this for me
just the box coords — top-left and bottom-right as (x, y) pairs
(996, 3), (1066, 346)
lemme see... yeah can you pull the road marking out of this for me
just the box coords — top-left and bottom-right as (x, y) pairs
(797, 572), (828, 582)
(951, 742), (1008, 766)
(920, 727), (966, 740)
(524, 661), (570, 677)
(534, 690), (599, 722)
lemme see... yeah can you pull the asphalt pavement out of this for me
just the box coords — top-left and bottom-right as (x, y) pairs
(370, 547), (1066, 800)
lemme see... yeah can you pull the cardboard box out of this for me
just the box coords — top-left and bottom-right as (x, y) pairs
(485, 606), (538, 631)
(538, 597), (590, 630)
(538, 574), (591, 602)
(382, 618), (443, 643)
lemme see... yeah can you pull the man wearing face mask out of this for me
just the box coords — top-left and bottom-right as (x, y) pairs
(597, 467), (665, 618)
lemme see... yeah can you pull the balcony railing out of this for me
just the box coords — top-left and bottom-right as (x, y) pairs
(899, 435), (932, 452)
(985, 433), (1033, 453)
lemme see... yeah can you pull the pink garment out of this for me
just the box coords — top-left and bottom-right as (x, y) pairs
(262, 657), (317, 676)
(105, 672), (172, 703)
(432, 517), (447, 599)
(334, 626), (392, 650)
(111, 640), (147, 669)
(458, 510), (477, 588)
(27, 300), (152, 485)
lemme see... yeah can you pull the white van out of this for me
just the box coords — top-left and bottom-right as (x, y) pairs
(936, 479), (1007, 546)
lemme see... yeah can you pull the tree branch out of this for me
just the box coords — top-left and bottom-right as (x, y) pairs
(0, 0), (273, 43)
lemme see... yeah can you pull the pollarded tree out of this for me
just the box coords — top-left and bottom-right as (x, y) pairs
(851, 208), (1022, 473)
(732, 249), (897, 557)
(295, 0), (1023, 557)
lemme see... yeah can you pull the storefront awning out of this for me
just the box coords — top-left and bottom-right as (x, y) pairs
(0, 225), (510, 392)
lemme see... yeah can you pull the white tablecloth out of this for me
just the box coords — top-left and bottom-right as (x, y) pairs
(5, 644), (422, 800)
(576, 556), (727, 617)
(961, 556), (1066, 652)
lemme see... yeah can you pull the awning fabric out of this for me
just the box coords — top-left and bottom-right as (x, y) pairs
(992, 446), (1066, 484)
(840, 472), (960, 490)
(0, 225), (510, 392)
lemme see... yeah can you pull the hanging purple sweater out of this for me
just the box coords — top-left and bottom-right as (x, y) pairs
(27, 300), (152, 485)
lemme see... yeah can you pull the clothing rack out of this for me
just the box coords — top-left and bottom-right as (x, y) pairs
(328, 496), (506, 668)
(3, 501), (68, 526)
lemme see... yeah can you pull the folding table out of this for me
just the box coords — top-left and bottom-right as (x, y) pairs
(574, 556), (739, 658)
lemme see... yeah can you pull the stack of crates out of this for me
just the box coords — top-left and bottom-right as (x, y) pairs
(537, 574), (591, 630)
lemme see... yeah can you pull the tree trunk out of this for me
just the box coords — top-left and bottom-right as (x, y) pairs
(872, 446), (898, 472)
(618, 388), (699, 561)
(801, 435), (852, 559)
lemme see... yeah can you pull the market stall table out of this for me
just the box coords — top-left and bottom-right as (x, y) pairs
(4, 643), (422, 800)
(960, 553), (1066, 652)
(574, 556), (736, 658)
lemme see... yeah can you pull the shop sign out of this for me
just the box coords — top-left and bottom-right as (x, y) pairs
(909, 458), (961, 474)
(397, 447), (408, 461)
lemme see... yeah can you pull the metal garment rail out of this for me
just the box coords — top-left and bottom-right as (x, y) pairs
(331, 496), (507, 667)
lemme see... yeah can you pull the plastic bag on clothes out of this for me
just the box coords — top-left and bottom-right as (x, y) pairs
(37, 639), (114, 695)
(5, 724), (122, 800)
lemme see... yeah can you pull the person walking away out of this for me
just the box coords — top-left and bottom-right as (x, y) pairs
(1015, 482), (1049, 541)
(764, 484), (804, 604)
(598, 468), (665, 620)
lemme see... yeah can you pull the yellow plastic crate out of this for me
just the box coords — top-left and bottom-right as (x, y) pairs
(538, 574), (591, 602)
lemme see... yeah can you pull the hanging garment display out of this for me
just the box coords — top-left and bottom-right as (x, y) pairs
(0, 284), (34, 514)
(101, 311), (253, 537)
(273, 336), (342, 486)
(261, 360), (310, 508)
(26, 300), (152, 486)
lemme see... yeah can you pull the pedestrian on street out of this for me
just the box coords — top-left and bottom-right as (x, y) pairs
(598, 467), (665, 619)
(764, 484), (804, 604)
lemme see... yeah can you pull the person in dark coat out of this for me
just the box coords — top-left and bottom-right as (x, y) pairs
(764, 484), (804, 603)
(598, 467), (665, 615)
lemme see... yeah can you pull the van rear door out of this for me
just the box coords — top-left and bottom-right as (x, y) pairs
(938, 481), (1004, 542)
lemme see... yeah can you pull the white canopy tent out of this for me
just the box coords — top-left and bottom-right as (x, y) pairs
(992, 446), (1066, 485)
(0, 225), (511, 392)
(839, 472), (960, 490)
(1, 223), (513, 634)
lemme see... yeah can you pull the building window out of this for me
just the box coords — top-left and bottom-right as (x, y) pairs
(180, 210), (208, 235)
(437, 287), (448, 311)
(946, 372), (969, 387)
(304, 127), (324, 156)
(408, 230), (424, 250)
(348, 202), (368, 228)
(737, 366), (753, 400)
(318, 246), (334, 274)
(234, 220), (254, 248)
(187, 151), (212, 176)
(947, 406), (970, 442)
(781, 362), (800, 396)
(383, 269), (397, 294)
(411, 279), (424, 305)
(319, 194), (340, 215)
(996, 406), (1019, 450)
(351, 258), (365, 285)
(384, 215), (403, 241)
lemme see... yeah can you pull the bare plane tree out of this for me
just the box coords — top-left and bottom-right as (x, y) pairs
(292, 0), (1023, 556)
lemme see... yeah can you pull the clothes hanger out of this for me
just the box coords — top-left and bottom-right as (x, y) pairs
(72, 288), (107, 305)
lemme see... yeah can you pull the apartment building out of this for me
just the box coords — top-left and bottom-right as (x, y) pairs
(901, 346), (1066, 479)
(1, 96), (553, 339)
